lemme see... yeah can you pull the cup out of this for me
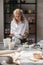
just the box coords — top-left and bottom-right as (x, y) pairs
(12, 37), (21, 45)
(8, 41), (16, 50)
(38, 40), (43, 48)
(3, 38), (11, 48)
(3, 39), (8, 48)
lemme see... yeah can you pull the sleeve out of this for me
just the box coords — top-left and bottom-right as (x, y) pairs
(21, 20), (29, 36)
(25, 20), (29, 34)
(10, 21), (14, 34)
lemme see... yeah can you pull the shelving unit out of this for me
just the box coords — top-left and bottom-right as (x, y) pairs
(4, 0), (37, 43)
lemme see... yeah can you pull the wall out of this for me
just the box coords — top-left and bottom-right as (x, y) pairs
(37, 0), (43, 42)
(0, 0), (4, 42)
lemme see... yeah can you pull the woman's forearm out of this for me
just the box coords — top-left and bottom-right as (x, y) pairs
(0, 50), (21, 55)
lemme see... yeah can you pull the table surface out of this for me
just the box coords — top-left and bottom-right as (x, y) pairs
(0, 43), (43, 65)
(0, 50), (43, 65)
(0, 42), (22, 50)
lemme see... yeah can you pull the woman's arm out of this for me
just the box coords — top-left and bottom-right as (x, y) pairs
(22, 21), (29, 38)
(0, 50), (21, 55)
(9, 20), (15, 37)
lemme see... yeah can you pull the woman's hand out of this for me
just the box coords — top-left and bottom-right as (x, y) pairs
(9, 33), (14, 37)
(22, 32), (29, 38)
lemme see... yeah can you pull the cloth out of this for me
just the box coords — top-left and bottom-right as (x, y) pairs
(10, 19), (29, 39)
(1, 50), (43, 65)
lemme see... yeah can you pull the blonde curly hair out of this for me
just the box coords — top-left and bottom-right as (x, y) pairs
(13, 9), (26, 23)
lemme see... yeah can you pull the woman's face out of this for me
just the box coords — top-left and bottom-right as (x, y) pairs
(14, 12), (21, 22)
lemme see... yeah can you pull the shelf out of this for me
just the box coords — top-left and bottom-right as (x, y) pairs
(4, 2), (18, 4)
(24, 13), (36, 14)
(4, 13), (12, 14)
(20, 3), (37, 4)
(4, 12), (36, 14)
(4, 22), (10, 24)
(29, 22), (35, 24)
(4, 2), (37, 4)
(29, 33), (35, 35)
(4, 12), (37, 14)
(4, 32), (10, 34)
(23, 11), (37, 14)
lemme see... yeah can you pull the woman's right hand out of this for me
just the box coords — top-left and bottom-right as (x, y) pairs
(9, 33), (14, 37)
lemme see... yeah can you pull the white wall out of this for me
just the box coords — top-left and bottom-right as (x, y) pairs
(37, 0), (43, 42)
(0, 0), (4, 42)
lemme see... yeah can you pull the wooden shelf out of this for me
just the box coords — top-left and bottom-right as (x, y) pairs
(20, 3), (37, 4)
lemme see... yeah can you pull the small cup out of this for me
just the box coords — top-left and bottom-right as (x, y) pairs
(3, 39), (8, 48)
(8, 42), (15, 50)
(3, 38), (11, 48)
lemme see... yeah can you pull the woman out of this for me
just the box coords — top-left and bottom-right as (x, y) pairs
(10, 9), (29, 43)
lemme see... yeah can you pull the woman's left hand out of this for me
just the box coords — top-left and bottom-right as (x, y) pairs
(22, 32), (29, 38)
